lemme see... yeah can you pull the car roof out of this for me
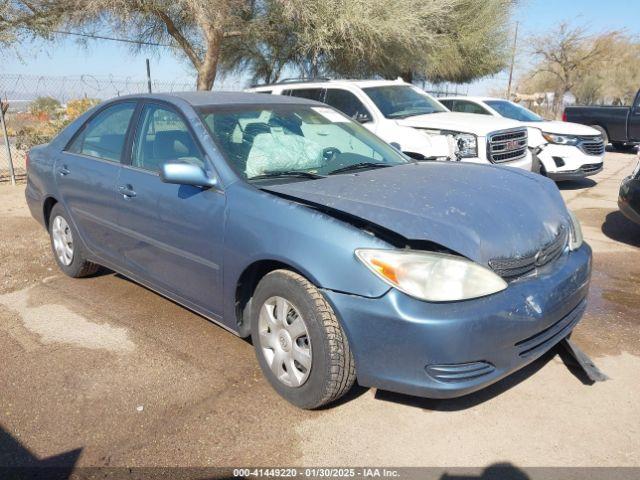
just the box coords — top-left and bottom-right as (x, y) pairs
(440, 96), (508, 103)
(113, 91), (321, 107)
(251, 78), (407, 90)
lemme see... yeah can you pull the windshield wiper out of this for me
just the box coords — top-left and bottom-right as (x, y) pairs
(328, 162), (393, 175)
(251, 170), (326, 180)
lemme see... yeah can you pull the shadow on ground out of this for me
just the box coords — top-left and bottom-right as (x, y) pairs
(441, 463), (529, 480)
(0, 426), (81, 479)
(557, 178), (597, 190)
(602, 211), (640, 247)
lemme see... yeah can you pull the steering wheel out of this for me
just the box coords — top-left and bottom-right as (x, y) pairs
(322, 147), (342, 162)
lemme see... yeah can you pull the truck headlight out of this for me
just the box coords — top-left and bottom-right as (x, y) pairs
(568, 211), (583, 251)
(542, 132), (579, 146)
(419, 129), (477, 159)
(355, 249), (507, 302)
(454, 133), (478, 159)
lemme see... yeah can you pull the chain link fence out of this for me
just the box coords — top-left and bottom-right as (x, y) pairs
(0, 73), (244, 183)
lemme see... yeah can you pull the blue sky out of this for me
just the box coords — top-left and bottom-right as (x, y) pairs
(4, 0), (639, 94)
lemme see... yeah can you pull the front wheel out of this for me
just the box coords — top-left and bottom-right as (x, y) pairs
(48, 203), (100, 278)
(251, 270), (356, 409)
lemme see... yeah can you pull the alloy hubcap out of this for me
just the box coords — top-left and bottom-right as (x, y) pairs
(258, 296), (312, 388)
(52, 215), (74, 266)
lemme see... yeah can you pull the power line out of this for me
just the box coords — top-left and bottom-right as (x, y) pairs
(52, 30), (177, 48)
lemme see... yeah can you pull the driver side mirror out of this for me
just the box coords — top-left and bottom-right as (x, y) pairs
(354, 111), (372, 124)
(160, 161), (218, 188)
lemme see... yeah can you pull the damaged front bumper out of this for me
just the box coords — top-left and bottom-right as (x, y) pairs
(322, 243), (592, 399)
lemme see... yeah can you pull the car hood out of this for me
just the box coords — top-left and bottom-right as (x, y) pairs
(263, 163), (570, 267)
(396, 112), (523, 136)
(523, 120), (601, 136)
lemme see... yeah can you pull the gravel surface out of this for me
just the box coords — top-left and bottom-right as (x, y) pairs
(1, 151), (639, 468)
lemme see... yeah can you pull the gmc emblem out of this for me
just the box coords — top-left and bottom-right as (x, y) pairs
(506, 140), (520, 150)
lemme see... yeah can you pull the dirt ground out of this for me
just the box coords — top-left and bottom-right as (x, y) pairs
(1, 151), (639, 469)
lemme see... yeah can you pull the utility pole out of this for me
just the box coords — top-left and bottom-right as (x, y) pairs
(506, 21), (519, 99)
(146, 58), (152, 93)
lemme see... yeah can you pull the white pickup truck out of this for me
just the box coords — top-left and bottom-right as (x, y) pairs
(247, 79), (533, 171)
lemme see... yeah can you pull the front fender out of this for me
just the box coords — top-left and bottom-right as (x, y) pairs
(221, 183), (393, 329)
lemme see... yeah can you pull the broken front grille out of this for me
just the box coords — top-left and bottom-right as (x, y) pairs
(489, 226), (569, 278)
(486, 128), (528, 164)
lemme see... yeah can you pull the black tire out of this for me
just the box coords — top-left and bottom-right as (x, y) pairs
(251, 270), (356, 409)
(612, 142), (634, 152)
(48, 203), (100, 278)
(591, 125), (608, 146)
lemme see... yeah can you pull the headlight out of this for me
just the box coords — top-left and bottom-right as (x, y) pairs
(355, 249), (507, 302)
(542, 132), (579, 146)
(568, 211), (583, 251)
(419, 130), (477, 159)
(453, 133), (478, 159)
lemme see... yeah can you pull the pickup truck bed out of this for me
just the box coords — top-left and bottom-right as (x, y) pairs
(564, 89), (640, 149)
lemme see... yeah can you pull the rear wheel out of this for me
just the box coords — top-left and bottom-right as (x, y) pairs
(251, 270), (356, 409)
(48, 203), (100, 278)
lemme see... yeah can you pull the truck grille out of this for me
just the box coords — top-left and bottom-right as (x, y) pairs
(486, 128), (528, 164)
(488, 225), (568, 278)
(578, 136), (605, 156)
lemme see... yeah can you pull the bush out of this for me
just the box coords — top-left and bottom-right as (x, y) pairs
(29, 96), (62, 120)
(66, 98), (100, 120)
(15, 119), (70, 151)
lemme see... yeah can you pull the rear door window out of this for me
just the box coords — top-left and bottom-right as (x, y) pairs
(440, 99), (454, 110)
(283, 88), (325, 102)
(324, 89), (372, 122)
(452, 100), (491, 115)
(67, 102), (136, 162)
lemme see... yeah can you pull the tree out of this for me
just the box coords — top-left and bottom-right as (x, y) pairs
(516, 24), (640, 113)
(2, 0), (253, 90)
(4, 0), (516, 90)
(419, 0), (513, 83)
(219, 0), (299, 85)
(525, 23), (616, 114)
(229, 0), (515, 84)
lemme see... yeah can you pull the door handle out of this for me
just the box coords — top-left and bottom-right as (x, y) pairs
(118, 184), (137, 198)
(58, 166), (70, 176)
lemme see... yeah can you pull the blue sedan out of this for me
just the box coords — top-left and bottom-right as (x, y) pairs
(25, 92), (592, 408)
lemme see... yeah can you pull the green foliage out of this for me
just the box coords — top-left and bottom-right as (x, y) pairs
(225, 0), (514, 84)
(421, 0), (513, 83)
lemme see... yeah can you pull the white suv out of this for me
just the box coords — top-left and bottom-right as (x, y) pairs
(247, 79), (533, 171)
(440, 96), (605, 181)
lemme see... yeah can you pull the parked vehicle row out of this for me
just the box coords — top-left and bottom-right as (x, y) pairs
(563, 88), (640, 150)
(248, 79), (534, 171)
(26, 91), (592, 409)
(440, 97), (605, 181)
